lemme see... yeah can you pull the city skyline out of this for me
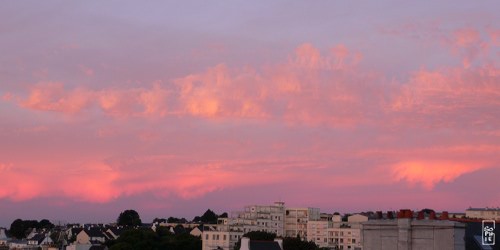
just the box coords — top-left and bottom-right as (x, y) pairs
(1, 1), (499, 227)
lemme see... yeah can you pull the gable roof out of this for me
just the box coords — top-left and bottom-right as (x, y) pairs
(108, 227), (124, 237)
(249, 241), (282, 250)
(71, 228), (84, 236)
(84, 228), (105, 238)
(28, 233), (46, 244)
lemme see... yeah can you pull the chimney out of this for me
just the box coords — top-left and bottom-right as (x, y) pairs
(240, 237), (250, 250)
(417, 211), (424, 220)
(398, 209), (413, 219)
(387, 211), (394, 219)
(404, 210), (413, 219)
(440, 211), (449, 220)
(397, 210), (403, 218)
(274, 238), (283, 250)
(429, 211), (437, 220)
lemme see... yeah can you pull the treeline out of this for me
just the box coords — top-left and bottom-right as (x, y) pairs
(233, 231), (323, 250)
(107, 227), (201, 250)
(152, 209), (227, 225)
(9, 219), (55, 239)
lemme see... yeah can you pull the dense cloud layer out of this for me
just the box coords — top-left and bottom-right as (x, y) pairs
(0, 1), (499, 225)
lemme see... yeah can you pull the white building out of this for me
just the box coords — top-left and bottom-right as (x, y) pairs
(307, 214), (367, 250)
(202, 229), (243, 250)
(361, 210), (465, 250)
(465, 207), (500, 220)
(285, 207), (320, 239)
(0, 228), (8, 246)
(230, 202), (286, 236)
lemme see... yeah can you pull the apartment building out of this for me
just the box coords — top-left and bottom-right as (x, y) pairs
(361, 210), (465, 250)
(230, 202), (286, 236)
(307, 214), (367, 250)
(285, 207), (320, 239)
(202, 230), (243, 250)
(465, 207), (500, 220)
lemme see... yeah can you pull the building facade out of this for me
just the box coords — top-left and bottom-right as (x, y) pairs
(285, 207), (320, 239)
(230, 202), (286, 236)
(307, 214), (367, 250)
(202, 230), (243, 250)
(465, 207), (500, 220)
(361, 215), (465, 250)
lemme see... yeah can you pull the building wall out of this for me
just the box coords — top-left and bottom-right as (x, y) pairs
(202, 231), (243, 250)
(361, 219), (465, 250)
(285, 207), (320, 239)
(307, 223), (362, 249)
(76, 232), (90, 244)
(465, 208), (500, 220)
(230, 202), (286, 236)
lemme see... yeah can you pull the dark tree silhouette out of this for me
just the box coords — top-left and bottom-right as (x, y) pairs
(200, 209), (218, 224)
(9, 219), (26, 239)
(117, 210), (142, 227)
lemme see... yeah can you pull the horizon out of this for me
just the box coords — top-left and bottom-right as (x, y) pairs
(0, 201), (475, 228)
(1, 1), (499, 230)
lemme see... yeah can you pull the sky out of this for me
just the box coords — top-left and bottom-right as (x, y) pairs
(0, 1), (499, 227)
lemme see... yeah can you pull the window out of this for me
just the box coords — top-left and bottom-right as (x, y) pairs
(205, 234), (208, 240)
(212, 235), (215, 240)
(223, 235), (226, 241)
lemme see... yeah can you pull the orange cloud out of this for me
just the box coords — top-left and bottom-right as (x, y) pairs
(61, 162), (120, 202)
(0, 163), (44, 201)
(389, 64), (500, 128)
(21, 82), (94, 114)
(174, 43), (368, 126)
(450, 28), (489, 68)
(79, 65), (94, 77)
(392, 161), (484, 189)
(14, 82), (170, 118)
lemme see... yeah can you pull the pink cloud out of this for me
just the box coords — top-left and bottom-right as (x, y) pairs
(13, 82), (170, 118)
(389, 64), (500, 128)
(450, 28), (489, 68)
(392, 161), (484, 190)
(2, 92), (12, 101)
(0, 163), (44, 201)
(78, 65), (94, 77)
(489, 28), (500, 46)
(20, 82), (94, 114)
(174, 43), (370, 126)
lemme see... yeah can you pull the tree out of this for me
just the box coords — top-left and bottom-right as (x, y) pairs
(200, 209), (218, 224)
(38, 219), (54, 229)
(9, 219), (26, 239)
(283, 236), (319, 250)
(108, 228), (201, 250)
(153, 218), (166, 224)
(233, 231), (320, 250)
(117, 210), (142, 227)
(233, 231), (277, 250)
(167, 217), (187, 223)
